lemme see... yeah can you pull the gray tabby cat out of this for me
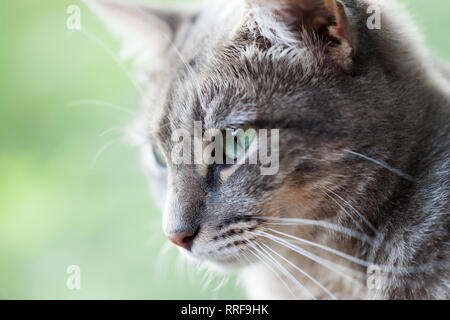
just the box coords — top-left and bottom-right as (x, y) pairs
(88, 0), (450, 299)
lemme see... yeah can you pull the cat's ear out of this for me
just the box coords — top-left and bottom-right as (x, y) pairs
(84, 0), (197, 60)
(245, 0), (357, 70)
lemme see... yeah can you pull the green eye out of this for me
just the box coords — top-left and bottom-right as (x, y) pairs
(223, 127), (257, 161)
(152, 145), (167, 168)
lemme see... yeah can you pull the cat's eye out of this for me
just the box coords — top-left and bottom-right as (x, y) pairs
(152, 145), (167, 169)
(223, 127), (257, 161)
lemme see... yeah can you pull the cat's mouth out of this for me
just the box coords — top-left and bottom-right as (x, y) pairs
(198, 224), (261, 265)
(165, 216), (263, 267)
(176, 231), (259, 268)
(189, 247), (252, 269)
(175, 246), (246, 269)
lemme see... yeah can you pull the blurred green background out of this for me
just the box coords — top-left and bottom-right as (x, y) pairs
(0, 0), (448, 300)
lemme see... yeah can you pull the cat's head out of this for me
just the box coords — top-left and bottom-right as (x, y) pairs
(89, 0), (421, 268)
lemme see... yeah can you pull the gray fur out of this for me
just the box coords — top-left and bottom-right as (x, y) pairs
(91, 0), (450, 299)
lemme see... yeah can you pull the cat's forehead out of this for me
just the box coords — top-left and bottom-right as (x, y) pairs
(142, 1), (332, 144)
(151, 69), (258, 144)
(149, 41), (311, 144)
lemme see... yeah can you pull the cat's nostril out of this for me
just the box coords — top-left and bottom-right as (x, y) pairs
(167, 230), (198, 250)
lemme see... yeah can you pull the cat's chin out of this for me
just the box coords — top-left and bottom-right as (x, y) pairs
(178, 247), (250, 271)
(201, 258), (250, 273)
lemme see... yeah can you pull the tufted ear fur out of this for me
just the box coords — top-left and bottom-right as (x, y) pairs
(245, 0), (357, 70)
(84, 0), (198, 65)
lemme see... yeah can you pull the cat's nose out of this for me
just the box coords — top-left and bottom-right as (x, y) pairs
(167, 230), (198, 250)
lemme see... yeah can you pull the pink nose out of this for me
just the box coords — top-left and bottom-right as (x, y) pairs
(167, 232), (197, 250)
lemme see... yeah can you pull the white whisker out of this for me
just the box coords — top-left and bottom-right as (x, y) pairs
(251, 241), (316, 299)
(201, 268), (215, 293)
(344, 150), (415, 182)
(244, 238), (302, 299)
(245, 248), (296, 298)
(267, 228), (374, 268)
(324, 187), (379, 235)
(255, 217), (374, 244)
(258, 241), (337, 299)
(253, 230), (367, 288)
(323, 191), (365, 233)
(212, 276), (229, 293)
(99, 127), (126, 137)
(90, 138), (121, 169)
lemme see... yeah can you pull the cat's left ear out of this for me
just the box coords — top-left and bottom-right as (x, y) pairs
(245, 0), (357, 70)
(85, 0), (197, 59)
